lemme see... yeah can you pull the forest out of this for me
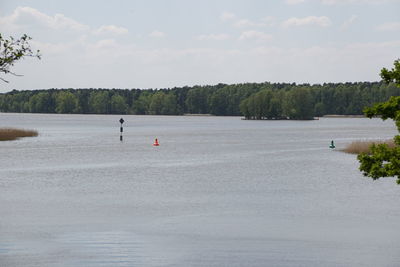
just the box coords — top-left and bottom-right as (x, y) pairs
(0, 81), (399, 119)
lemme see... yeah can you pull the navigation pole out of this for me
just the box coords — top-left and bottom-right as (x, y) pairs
(119, 117), (124, 141)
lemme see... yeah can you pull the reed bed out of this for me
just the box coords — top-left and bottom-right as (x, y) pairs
(0, 128), (38, 141)
(342, 139), (396, 154)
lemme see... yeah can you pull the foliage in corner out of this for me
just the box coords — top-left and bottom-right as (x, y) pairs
(0, 34), (41, 83)
(358, 59), (400, 184)
(381, 59), (400, 85)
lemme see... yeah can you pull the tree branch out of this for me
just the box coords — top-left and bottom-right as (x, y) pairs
(0, 77), (9, 83)
(8, 71), (23, 77)
(0, 34), (41, 83)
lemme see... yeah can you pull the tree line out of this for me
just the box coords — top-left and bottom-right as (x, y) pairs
(0, 81), (399, 119)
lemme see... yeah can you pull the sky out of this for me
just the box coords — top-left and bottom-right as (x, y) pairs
(0, 0), (399, 92)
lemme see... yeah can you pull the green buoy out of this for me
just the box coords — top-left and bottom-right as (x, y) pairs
(329, 140), (335, 149)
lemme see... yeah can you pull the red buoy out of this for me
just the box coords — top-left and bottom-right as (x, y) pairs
(153, 138), (159, 146)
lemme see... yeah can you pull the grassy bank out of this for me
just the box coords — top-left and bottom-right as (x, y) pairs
(342, 139), (395, 154)
(0, 128), (38, 141)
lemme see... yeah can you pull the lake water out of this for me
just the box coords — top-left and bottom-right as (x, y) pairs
(1, 113), (399, 267)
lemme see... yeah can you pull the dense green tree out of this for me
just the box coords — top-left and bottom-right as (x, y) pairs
(239, 89), (284, 119)
(110, 94), (127, 114)
(75, 90), (90, 113)
(358, 59), (400, 184)
(55, 91), (79, 113)
(89, 91), (110, 114)
(161, 94), (179, 115)
(144, 91), (180, 115)
(29, 92), (53, 113)
(132, 92), (152, 115)
(209, 89), (229, 115)
(284, 87), (314, 119)
(380, 59), (400, 85)
(185, 87), (209, 114)
(314, 102), (326, 117)
(149, 91), (165, 115)
(239, 98), (251, 119)
(269, 93), (283, 119)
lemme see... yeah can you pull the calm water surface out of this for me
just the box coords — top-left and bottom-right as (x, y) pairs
(1, 113), (399, 267)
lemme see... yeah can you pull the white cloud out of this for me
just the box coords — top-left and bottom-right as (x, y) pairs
(375, 22), (400, 31)
(261, 17), (277, 26)
(0, 6), (130, 38)
(234, 19), (265, 28)
(285, 0), (306, 4)
(239, 30), (273, 42)
(0, 6), (89, 32)
(282, 16), (332, 27)
(93, 25), (128, 35)
(148, 30), (166, 38)
(93, 39), (120, 50)
(232, 17), (276, 28)
(196, 33), (230, 41)
(220, 11), (236, 22)
(341, 15), (358, 30)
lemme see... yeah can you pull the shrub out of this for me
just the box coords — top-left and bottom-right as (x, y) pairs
(343, 139), (395, 154)
(0, 128), (38, 141)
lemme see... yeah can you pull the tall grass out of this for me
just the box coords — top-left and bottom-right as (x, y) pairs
(343, 139), (395, 154)
(0, 128), (38, 141)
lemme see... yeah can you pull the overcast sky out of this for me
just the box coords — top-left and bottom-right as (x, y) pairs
(0, 0), (399, 92)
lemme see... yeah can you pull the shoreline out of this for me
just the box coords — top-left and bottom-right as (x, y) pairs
(1, 112), (369, 118)
(322, 114), (365, 118)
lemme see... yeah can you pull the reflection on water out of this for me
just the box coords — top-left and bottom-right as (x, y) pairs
(1, 113), (399, 267)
